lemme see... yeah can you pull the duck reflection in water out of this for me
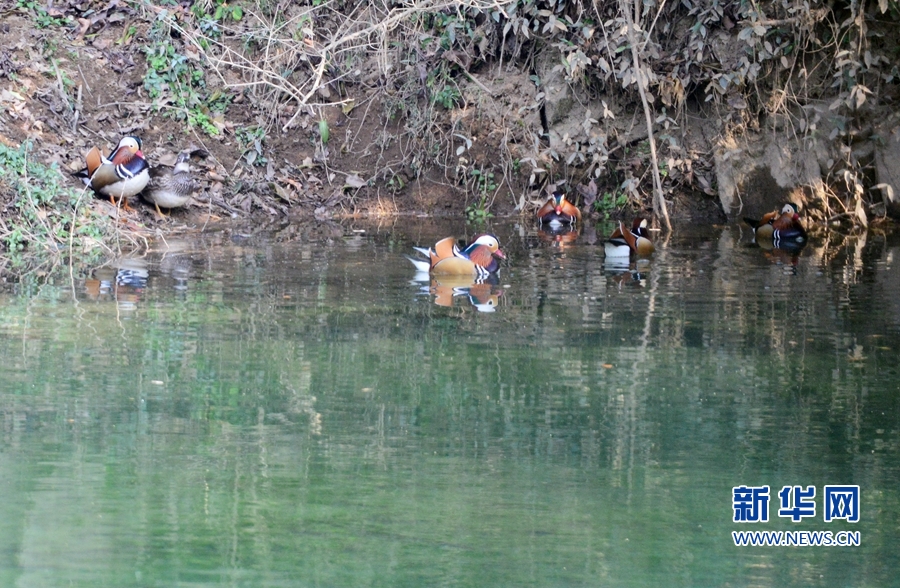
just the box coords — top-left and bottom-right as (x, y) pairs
(603, 256), (651, 289)
(756, 237), (804, 270)
(84, 256), (149, 308)
(537, 224), (581, 249)
(412, 273), (503, 313)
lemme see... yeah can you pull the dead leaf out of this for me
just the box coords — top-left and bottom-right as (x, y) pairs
(154, 151), (178, 166)
(344, 173), (366, 189)
(76, 18), (92, 40)
(272, 182), (295, 203)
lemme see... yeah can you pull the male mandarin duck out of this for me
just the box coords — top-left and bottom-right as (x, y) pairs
(744, 203), (806, 246)
(605, 217), (655, 257)
(144, 151), (196, 215)
(537, 191), (581, 227)
(770, 202), (806, 244)
(74, 136), (150, 210)
(407, 234), (505, 278)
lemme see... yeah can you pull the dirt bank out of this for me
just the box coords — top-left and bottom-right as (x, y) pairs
(1, 0), (898, 248)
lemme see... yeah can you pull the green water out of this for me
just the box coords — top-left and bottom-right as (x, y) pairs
(0, 222), (897, 587)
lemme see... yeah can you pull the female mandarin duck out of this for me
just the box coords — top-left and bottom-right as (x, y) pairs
(537, 191), (581, 227)
(75, 136), (150, 210)
(745, 203), (806, 246)
(144, 151), (195, 215)
(605, 217), (655, 257)
(407, 234), (505, 278)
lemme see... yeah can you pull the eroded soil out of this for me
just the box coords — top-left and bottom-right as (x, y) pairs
(0, 0), (748, 259)
(0, 7), (532, 230)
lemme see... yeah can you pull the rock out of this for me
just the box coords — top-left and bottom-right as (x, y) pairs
(715, 130), (827, 221)
(874, 116), (900, 220)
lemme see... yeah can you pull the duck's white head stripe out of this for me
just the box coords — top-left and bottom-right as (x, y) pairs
(116, 164), (136, 179)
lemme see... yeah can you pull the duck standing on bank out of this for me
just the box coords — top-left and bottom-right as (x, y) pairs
(143, 151), (196, 216)
(407, 234), (506, 278)
(74, 136), (150, 211)
(605, 217), (655, 257)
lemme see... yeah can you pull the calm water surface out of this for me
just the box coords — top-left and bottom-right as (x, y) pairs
(0, 220), (898, 587)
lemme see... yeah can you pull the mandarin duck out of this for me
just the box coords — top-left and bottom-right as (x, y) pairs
(743, 208), (779, 238)
(769, 202), (806, 245)
(143, 151), (196, 215)
(744, 203), (806, 247)
(74, 136), (150, 210)
(605, 217), (655, 257)
(537, 191), (582, 227)
(407, 234), (505, 278)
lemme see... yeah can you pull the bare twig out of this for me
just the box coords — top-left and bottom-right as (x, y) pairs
(72, 83), (83, 133)
(621, 1), (671, 231)
(159, 0), (515, 133)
